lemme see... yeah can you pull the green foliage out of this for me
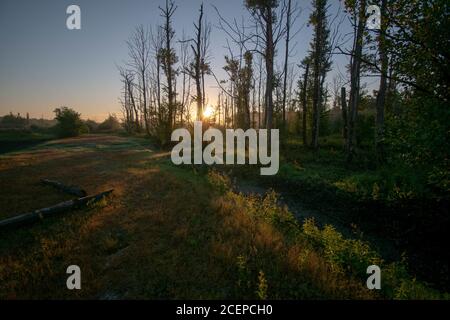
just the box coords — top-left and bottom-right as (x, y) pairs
(84, 119), (99, 133)
(1, 113), (27, 128)
(208, 170), (232, 194)
(223, 52), (254, 129)
(256, 271), (268, 300)
(385, 96), (450, 198)
(245, 0), (279, 10)
(279, 130), (448, 204)
(355, 112), (375, 148)
(383, 0), (449, 102)
(97, 114), (122, 133)
(53, 107), (88, 138)
(208, 171), (446, 299)
(0, 129), (56, 154)
(302, 219), (445, 299)
(235, 255), (253, 296)
(319, 109), (331, 137)
(303, 219), (382, 276)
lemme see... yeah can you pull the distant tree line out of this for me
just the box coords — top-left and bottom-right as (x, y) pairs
(0, 108), (122, 138)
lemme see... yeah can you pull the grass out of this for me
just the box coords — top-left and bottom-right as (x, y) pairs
(0, 134), (447, 299)
(0, 130), (56, 154)
(209, 134), (449, 291)
(0, 130), (54, 142)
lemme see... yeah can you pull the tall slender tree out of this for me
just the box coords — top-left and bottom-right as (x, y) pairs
(158, 0), (178, 138)
(299, 58), (310, 146)
(346, 0), (367, 162)
(127, 25), (152, 135)
(245, 0), (281, 130)
(189, 4), (210, 121)
(281, 0), (292, 130)
(375, 0), (388, 163)
(309, 0), (332, 150)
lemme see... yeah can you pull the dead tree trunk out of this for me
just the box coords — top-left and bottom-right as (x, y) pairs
(193, 4), (204, 121)
(341, 87), (349, 142)
(347, 0), (367, 163)
(0, 190), (113, 230)
(301, 63), (310, 146)
(265, 9), (275, 130)
(41, 179), (87, 197)
(282, 0), (292, 130)
(376, 0), (388, 163)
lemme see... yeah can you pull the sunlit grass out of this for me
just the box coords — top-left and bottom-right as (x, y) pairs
(0, 135), (447, 299)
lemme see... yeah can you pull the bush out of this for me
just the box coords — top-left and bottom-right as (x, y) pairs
(207, 171), (447, 299)
(85, 119), (99, 133)
(1, 113), (27, 128)
(97, 115), (121, 132)
(355, 111), (375, 148)
(54, 107), (88, 138)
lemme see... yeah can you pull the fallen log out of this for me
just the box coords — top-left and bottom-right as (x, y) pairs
(0, 190), (113, 230)
(41, 179), (87, 197)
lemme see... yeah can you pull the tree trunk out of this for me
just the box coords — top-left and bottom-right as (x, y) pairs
(301, 63), (310, 146)
(127, 81), (140, 132)
(0, 190), (113, 230)
(282, 0), (292, 131)
(341, 87), (348, 142)
(194, 5), (204, 121)
(347, 0), (366, 163)
(258, 57), (263, 129)
(142, 69), (150, 136)
(41, 179), (87, 197)
(376, 0), (388, 163)
(311, 7), (323, 151)
(265, 8), (275, 131)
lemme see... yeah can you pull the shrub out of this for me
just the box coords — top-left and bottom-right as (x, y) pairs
(1, 113), (27, 128)
(208, 171), (447, 299)
(301, 219), (444, 299)
(97, 115), (121, 132)
(85, 119), (99, 133)
(53, 107), (88, 138)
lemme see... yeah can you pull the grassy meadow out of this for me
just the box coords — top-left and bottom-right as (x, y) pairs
(0, 134), (447, 299)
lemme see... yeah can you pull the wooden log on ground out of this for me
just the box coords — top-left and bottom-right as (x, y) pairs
(41, 179), (87, 197)
(0, 190), (113, 230)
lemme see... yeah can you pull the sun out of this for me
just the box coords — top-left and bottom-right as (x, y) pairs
(203, 105), (214, 119)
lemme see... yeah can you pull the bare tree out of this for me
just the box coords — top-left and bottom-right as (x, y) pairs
(375, 0), (388, 163)
(150, 28), (164, 128)
(118, 66), (140, 132)
(299, 59), (310, 145)
(346, 0), (367, 162)
(341, 87), (348, 141)
(179, 32), (192, 125)
(127, 25), (152, 135)
(190, 4), (207, 121)
(200, 17), (212, 113)
(281, 0), (298, 130)
(245, 0), (286, 130)
(309, 0), (332, 150)
(158, 0), (178, 137)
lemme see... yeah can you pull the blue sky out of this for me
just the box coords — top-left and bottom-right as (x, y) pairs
(0, 0), (362, 121)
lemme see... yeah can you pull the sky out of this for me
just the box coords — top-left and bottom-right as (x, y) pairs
(0, 0), (358, 122)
